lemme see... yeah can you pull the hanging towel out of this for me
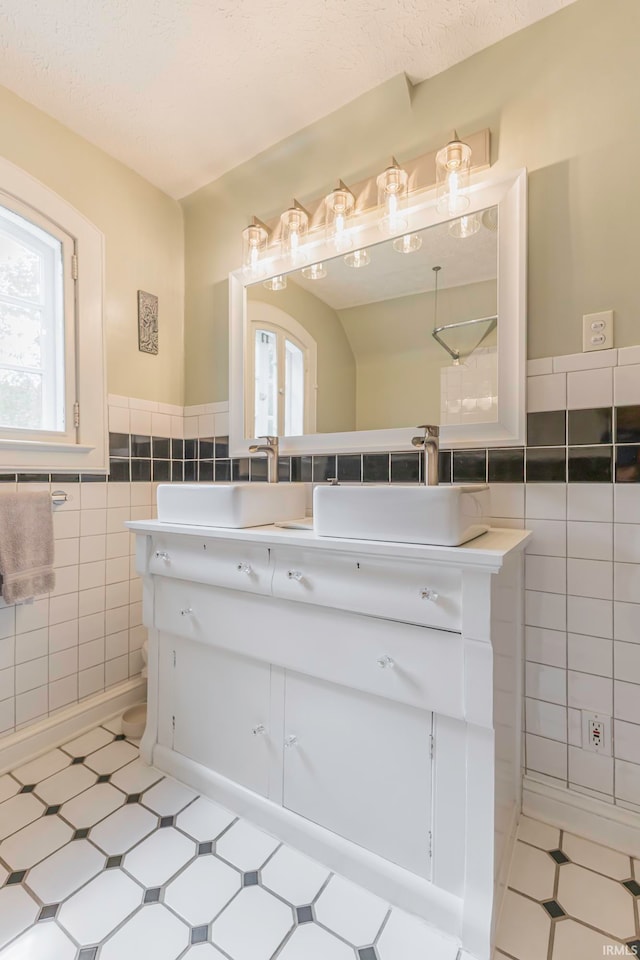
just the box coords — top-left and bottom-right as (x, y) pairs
(0, 491), (55, 604)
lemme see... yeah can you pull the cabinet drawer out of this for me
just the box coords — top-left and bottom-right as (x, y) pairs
(149, 532), (271, 595)
(272, 548), (461, 631)
(153, 578), (464, 718)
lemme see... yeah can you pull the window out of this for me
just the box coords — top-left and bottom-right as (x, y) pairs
(0, 198), (75, 438)
(0, 156), (106, 472)
(247, 303), (317, 438)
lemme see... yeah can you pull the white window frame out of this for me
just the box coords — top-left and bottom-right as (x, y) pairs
(0, 156), (106, 472)
(245, 301), (317, 439)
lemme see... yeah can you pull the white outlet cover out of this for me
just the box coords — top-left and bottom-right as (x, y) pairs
(583, 310), (614, 352)
(581, 711), (611, 755)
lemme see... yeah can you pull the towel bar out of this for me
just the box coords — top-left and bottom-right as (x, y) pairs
(51, 490), (71, 506)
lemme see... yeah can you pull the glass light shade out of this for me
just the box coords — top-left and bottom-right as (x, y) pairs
(436, 138), (472, 216)
(377, 162), (408, 234)
(301, 262), (327, 280)
(242, 222), (269, 275)
(448, 214), (481, 239)
(325, 186), (355, 251)
(344, 249), (370, 269)
(482, 207), (499, 232)
(392, 233), (422, 254)
(280, 205), (308, 260)
(263, 275), (287, 291)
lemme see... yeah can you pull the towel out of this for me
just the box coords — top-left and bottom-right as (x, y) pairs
(0, 491), (55, 604)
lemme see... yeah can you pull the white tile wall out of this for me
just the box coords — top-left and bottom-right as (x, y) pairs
(0, 395), (231, 738)
(517, 347), (640, 807)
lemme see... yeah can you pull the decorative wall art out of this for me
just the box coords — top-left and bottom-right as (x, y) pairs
(137, 290), (158, 355)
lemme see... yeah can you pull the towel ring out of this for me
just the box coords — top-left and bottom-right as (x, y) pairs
(51, 490), (71, 506)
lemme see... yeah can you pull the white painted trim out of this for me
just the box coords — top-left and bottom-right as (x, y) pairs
(492, 804), (519, 948)
(0, 678), (146, 775)
(523, 775), (640, 857)
(0, 154), (107, 472)
(230, 168), (527, 456)
(153, 743), (463, 940)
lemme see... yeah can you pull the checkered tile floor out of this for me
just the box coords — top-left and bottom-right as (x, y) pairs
(496, 816), (640, 959)
(2, 719), (638, 959)
(0, 719), (455, 959)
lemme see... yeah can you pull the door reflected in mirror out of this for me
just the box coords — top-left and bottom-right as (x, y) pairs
(245, 207), (498, 439)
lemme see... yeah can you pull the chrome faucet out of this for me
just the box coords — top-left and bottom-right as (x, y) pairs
(248, 435), (279, 483)
(411, 425), (440, 486)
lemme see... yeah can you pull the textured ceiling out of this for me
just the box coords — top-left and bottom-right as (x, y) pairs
(0, 0), (577, 198)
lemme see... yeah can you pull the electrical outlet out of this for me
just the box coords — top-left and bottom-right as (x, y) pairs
(583, 310), (614, 352)
(581, 712), (611, 755)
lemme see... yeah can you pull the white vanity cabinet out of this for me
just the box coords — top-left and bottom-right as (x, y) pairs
(131, 520), (529, 960)
(281, 670), (433, 880)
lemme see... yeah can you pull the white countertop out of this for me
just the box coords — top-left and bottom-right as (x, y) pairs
(127, 518), (531, 571)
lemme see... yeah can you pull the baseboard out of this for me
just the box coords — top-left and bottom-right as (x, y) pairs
(492, 803), (520, 947)
(523, 775), (640, 857)
(0, 678), (147, 775)
(154, 743), (463, 943)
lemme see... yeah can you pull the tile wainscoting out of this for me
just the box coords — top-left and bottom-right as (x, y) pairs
(2, 347), (640, 816)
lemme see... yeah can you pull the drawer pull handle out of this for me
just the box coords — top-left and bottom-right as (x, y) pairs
(252, 724), (266, 736)
(180, 607), (193, 617)
(376, 655), (395, 670)
(419, 587), (439, 602)
(237, 561), (253, 575)
(287, 570), (304, 582)
(284, 734), (298, 748)
(155, 551), (170, 561)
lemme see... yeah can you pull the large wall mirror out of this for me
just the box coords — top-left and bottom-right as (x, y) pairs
(230, 169), (526, 455)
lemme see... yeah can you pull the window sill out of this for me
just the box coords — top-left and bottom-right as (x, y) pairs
(0, 438), (95, 454)
(0, 436), (105, 473)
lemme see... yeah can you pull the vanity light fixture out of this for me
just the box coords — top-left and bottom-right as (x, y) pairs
(377, 158), (408, 234)
(393, 233), (423, 254)
(280, 201), (309, 261)
(263, 275), (287, 291)
(482, 207), (498, 232)
(344, 249), (370, 268)
(436, 133), (472, 216)
(325, 182), (355, 252)
(241, 218), (269, 276)
(448, 214), (481, 239)
(301, 262), (327, 280)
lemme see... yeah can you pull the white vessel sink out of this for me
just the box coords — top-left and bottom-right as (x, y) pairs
(313, 484), (491, 546)
(157, 483), (306, 528)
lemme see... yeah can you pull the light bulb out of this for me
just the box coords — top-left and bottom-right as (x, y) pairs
(263, 275), (287, 291)
(392, 234), (422, 254)
(280, 204), (308, 262)
(344, 249), (370, 269)
(325, 185), (355, 251)
(449, 214), (481, 239)
(301, 262), (327, 280)
(436, 136), (472, 216)
(377, 160), (408, 234)
(241, 221), (269, 276)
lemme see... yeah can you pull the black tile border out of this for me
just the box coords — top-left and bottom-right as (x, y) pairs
(7, 420), (640, 487)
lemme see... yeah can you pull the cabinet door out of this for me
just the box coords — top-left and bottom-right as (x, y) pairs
(283, 671), (432, 879)
(172, 637), (273, 798)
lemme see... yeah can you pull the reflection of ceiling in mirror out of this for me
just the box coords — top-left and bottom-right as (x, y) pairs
(250, 208), (498, 311)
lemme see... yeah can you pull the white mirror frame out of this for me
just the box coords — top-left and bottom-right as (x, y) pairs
(230, 167), (526, 456)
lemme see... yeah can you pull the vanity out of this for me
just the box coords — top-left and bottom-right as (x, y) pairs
(130, 159), (530, 958)
(130, 514), (529, 960)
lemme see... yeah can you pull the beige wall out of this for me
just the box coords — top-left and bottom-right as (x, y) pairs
(182, 0), (640, 404)
(0, 85), (184, 404)
(248, 281), (356, 433)
(339, 280), (497, 429)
